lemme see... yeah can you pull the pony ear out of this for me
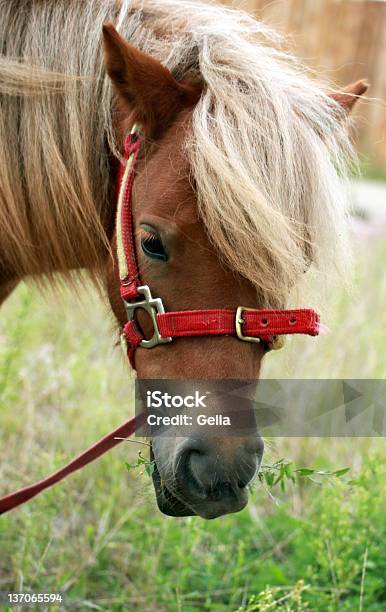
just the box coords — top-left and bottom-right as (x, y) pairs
(102, 22), (202, 138)
(330, 80), (369, 113)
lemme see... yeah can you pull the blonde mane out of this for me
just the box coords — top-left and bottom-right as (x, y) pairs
(0, 0), (354, 305)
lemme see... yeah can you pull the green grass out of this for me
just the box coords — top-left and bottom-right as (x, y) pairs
(0, 237), (385, 611)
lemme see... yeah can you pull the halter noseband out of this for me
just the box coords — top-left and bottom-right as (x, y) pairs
(117, 128), (320, 369)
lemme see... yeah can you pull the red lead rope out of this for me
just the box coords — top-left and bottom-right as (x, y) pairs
(0, 417), (142, 515)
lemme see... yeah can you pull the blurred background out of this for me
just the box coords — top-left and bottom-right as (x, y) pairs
(223, 0), (386, 173)
(1, 1), (385, 610)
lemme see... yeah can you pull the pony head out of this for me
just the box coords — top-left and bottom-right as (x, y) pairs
(102, 4), (366, 519)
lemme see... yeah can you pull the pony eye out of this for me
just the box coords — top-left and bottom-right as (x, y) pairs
(140, 229), (168, 262)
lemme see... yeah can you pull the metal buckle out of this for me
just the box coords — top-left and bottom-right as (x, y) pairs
(235, 306), (285, 350)
(235, 307), (261, 344)
(124, 286), (172, 349)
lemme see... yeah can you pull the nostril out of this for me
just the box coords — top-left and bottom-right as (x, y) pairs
(174, 438), (263, 503)
(181, 449), (208, 499)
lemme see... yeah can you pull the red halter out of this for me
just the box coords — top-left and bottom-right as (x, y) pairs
(118, 131), (320, 368)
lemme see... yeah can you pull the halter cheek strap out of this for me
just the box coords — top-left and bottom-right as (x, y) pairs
(118, 129), (320, 369)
